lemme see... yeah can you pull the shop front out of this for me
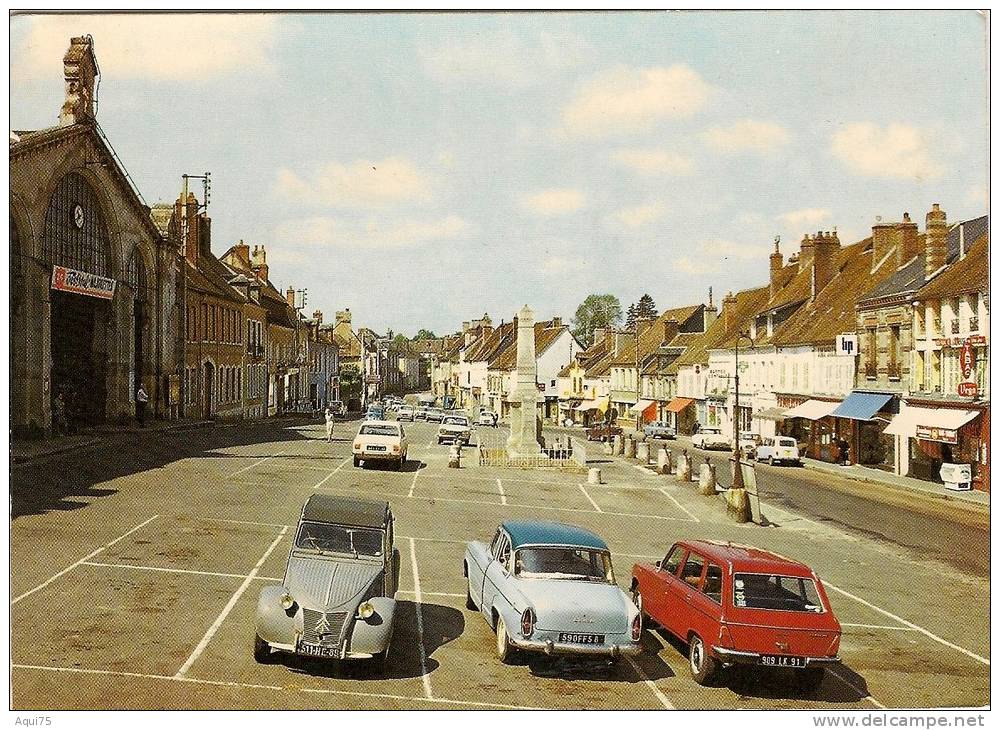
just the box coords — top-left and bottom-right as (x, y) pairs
(664, 396), (696, 434)
(883, 403), (984, 486)
(780, 397), (842, 463)
(829, 391), (899, 470)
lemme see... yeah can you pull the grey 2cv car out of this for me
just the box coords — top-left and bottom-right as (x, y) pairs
(254, 494), (399, 670)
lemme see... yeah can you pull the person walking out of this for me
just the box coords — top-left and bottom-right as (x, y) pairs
(136, 385), (149, 427)
(324, 406), (335, 442)
(52, 391), (67, 435)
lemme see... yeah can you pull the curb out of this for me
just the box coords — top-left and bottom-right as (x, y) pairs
(10, 437), (102, 465)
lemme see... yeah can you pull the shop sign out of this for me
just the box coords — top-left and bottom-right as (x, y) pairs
(916, 425), (959, 445)
(836, 334), (858, 357)
(960, 341), (976, 378)
(51, 265), (115, 300)
(957, 382), (979, 398)
(933, 335), (988, 348)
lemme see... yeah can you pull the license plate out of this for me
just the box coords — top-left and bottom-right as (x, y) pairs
(368, 445), (386, 452)
(760, 655), (805, 667)
(298, 642), (338, 658)
(558, 632), (605, 645)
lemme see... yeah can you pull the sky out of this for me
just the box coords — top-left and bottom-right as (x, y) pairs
(10, 11), (990, 336)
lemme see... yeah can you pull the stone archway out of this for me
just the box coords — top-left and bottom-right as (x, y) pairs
(125, 244), (155, 412)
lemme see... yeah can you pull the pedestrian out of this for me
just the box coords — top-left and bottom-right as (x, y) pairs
(52, 390), (67, 435)
(837, 438), (850, 466)
(492, 411), (498, 428)
(136, 385), (149, 427)
(324, 406), (335, 442)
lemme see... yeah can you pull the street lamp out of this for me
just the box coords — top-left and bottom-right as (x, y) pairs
(731, 330), (754, 491)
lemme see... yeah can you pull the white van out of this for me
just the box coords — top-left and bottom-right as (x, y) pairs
(755, 436), (802, 466)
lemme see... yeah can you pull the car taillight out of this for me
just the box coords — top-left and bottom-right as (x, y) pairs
(353, 441), (361, 450)
(392, 445), (400, 453)
(718, 622), (735, 648)
(520, 608), (535, 638)
(631, 613), (642, 641)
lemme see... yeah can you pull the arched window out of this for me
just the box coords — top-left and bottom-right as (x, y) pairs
(42, 172), (111, 276)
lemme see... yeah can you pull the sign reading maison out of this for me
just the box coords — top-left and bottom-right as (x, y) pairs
(51, 265), (116, 300)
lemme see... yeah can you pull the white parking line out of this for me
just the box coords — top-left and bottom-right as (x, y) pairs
(176, 526), (288, 677)
(408, 469), (419, 498)
(840, 622), (919, 632)
(825, 582), (990, 666)
(12, 515), (159, 605)
(496, 478), (507, 506)
(311, 457), (350, 489)
(227, 451), (284, 478)
(81, 561), (250, 580)
(202, 517), (290, 529)
(398, 590), (464, 598)
(578, 484), (603, 512)
(11, 664), (545, 710)
(626, 656), (674, 709)
(658, 487), (700, 523)
(408, 537), (434, 700)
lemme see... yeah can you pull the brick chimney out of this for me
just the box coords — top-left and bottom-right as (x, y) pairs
(550, 316), (562, 328)
(312, 310), (323, 324)
(871, 219), (898, 268)
(175, 193), (204, 263)
(335, 309), (352, 325)
(286, 286), (296, 308)
(593, 327), (608, 346)
(769, 236), (783, 299)
(896, 212), (919, 266)
(251, 245), (269, 283)
(812, 230), (840, 298)
(59, 37), (97, 127)
(703, 287), (718, 330)
(924, 204), (948, 277)
(233, 240), (250, 267)
(722, 291), (738, 331)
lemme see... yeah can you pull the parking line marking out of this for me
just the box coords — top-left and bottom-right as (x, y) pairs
(176, 526), (288, 677)
(839, 622), (919, 632)
(578, 484), (603, 512)
(496, 478), (507, 506)
(398, 535), (467, 545)
(626, 656), (674, 709)
(81, 561), (250, 580)
(658, 487), (700, 523)
(201, 517), (291, 529)
(12, 515), (159, 605)
(11, 664), (545, 710)
(312, 457), (350, 489)
(408, 469), (419, 498)
(825, 582), (989, 666)
(827, 667), (886, 709)
(228, 451), (284, 478)
(398, 590), (465, 598)
(408, 537), (434, 700)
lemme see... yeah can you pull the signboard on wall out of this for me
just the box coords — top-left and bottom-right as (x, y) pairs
(51, 265), (116, 299)
(916, 425), (959, 445)
(836, 334), (858, 357)
(958, 382), (979, 398)
(960, 341), (976, 378)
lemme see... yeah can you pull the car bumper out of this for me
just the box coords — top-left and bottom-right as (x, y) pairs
(712, 646), (841, 667)
(356, 451), (402, 461)
(510, 636), (641, 658)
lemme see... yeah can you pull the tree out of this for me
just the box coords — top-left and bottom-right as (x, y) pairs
(636, 293), (658, 321)
(413, 329), (437, 340)
(340, 364), (362, 396)
(571, 294), (623, 348)
(392, 333), (410, 349)
(625, 303), (638, 330)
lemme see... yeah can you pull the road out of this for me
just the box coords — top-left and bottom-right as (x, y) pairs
(10, 417), (990, 709)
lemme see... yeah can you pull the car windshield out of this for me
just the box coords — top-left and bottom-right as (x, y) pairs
(777, 438), (797, 447)
(733, 573), (824, 613)
(513, 547), (614, 583)
(703, 428), (721, 434)
(359, 424), (398, 437)
(295, 521), (383, 557)
(443, 417), (468, 426)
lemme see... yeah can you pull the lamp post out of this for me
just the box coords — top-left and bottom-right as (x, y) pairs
(726, 331), (754, 523)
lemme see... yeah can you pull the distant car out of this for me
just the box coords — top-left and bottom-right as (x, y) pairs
(630, 540), (841, 689)
(479, 410), (498, 427)
(396, 405), (415, 421)
(414, 407), (429, 422)
(739, 431), (761, 458)
(691, 427), (729, 451)
(353, 420), (408, 470)
(254, 494), (398, 670)
(426, 408), (445, 423)
(756, 436), (802, 466)
(438, 414), (472, 445)
(643, 421), (677, 440)
(464, 520), (642, 664)
(329, 401), (347, 418)
(365, 407), (385, 421)
(586, 423), (623, 442)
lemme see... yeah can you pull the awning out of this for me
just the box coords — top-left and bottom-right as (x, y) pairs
(630, 399), (656, 414)
(783, 399), (840, 420)
(754, 406), (788, 421)
(574, 398), (598, 411)
(884, 405), (979, 439)
(665, 397), (695, 413)
(830, 391), (894, 421)
(594, 396), (610, 414)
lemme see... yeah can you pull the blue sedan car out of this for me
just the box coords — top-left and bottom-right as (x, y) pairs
(464, 520), (642, 664)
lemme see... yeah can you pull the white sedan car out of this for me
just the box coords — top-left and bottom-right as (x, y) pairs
(353, 420), (408, 470)
(691, 427), (730, 451)
(438, 414), (472, 445)
(755, 436), (802, 466)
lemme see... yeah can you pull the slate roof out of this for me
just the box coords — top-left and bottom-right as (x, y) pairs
(495, 320), (570, 371)
(675, 286), (773, 366)
(916, 233), (989, 300)
(502, 520), (609, 551)
(609, 304), (702, 367)
(185, 254), (246, 305)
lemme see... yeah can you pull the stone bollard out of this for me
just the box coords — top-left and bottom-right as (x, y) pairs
(657, 448), (669, 474)
(603, 439), (614, 455)
(614, 435), (624, 456)
(664, 449), (674, 475)
(448, 444), (462, 468)
(588, 467), (602, 485)
(625, 437), (637, 459)
(637, 441), (649, 463)
(677, 453), (691, 482)
(698, 461), (717, 496)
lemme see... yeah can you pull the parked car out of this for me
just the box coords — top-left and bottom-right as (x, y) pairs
(479, 410), (498, 427)
(365, 404), (385, 421)
(438, 414), (472, 445)
(353, 420), (408, 470)
(755, 436), (802, 466)
(586, 423), (623, 442)
(254, 493), (398, 670)
(414, 407), (430, 422)
(396, 405), (415, 421)
(691, 426), (729, 450)
(739, 431), (761, 458)
(464, 520), (642, 664)
(630, 540), (840, 689)
(330, 400), (347, 418)
(426, 408), (445, 423)
(643, 421), (677, 440)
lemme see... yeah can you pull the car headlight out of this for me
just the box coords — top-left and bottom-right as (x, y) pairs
(357, 601), (376, 620)
(279, 591), (295, 610)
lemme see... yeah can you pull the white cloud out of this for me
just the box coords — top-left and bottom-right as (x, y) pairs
(561, 64), (713, 137)
(521, 188), (585, 216)
(673, 256), (711, 275)
(611, 202), (666, 229)
(540, 256), (584, 274)
(273, 215), (470, 250)
(274, 158), (432, 208)
(610, 148), (695, 175)
(12, 14), (278, 81)
(778, 208), (832, 227)
(673, 239), (766, 276)
(830, 122), (943, 180)
(702, 119), (791, 155)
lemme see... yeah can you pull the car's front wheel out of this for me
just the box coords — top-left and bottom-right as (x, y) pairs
(688, 634), (718, 685)
(496, 615), (517, 664)
(253, 634), (272, 664)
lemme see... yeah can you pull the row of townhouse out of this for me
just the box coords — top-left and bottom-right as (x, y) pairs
(669, 204), (989, 491)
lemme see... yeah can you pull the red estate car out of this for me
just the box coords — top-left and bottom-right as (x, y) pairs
(631, 540), (841, 689)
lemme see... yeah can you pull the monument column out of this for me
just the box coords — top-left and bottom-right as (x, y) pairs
(506, 305), (544, 458)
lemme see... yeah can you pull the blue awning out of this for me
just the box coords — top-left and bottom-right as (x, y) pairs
(830, 391), (894, 421)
